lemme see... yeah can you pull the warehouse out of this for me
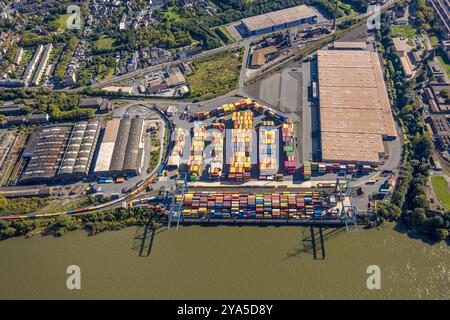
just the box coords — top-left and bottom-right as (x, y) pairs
(20, 125), (72, 184)
(317, 49), (397, 165)
(94, 118), (146, 177)
(19, 121), (101, 184)
(58, 121), (101, 178)
(240, 5), (318, 36)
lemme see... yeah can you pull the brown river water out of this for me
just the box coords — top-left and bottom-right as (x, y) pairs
(0, 223), (449, 299)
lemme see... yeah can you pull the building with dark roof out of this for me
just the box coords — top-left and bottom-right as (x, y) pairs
(20, 125), (71, 184)
(0, 103), (25, 116)
(79, 97), (104, 108)
(19, 121), (100, 184)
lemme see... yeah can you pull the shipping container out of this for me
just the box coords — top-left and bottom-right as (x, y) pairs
(188, 122), (206, 179)
(259, 121), (278, 178)
(179, 192), (334, 220)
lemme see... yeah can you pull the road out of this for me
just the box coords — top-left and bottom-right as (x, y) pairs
(71, 0), (396, 92)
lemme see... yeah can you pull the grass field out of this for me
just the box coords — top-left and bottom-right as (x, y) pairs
(216, 25), (236, 44)
(164, 6), (182, 20)
(187, 48), (244, 100)
(391, 25), (418, 40)
(337, 1), (358, 20)
(56, 14), (73, 31)
(94, 38), (114, 51)
(431, 176), (450, 210)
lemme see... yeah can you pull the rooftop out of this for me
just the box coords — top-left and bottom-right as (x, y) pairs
(242, 5), (317, 32)
(318, 49), (397, 164)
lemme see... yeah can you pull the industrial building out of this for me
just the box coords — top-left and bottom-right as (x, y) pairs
(94, 118), (146, 177)
(240, 5), (317, 36)
(58, 121), (100, 178)
(250, 46), (279, 68)
(20, 125), (72, 184)
(19, 121), (100, 184)
(317, 49), (397, 165)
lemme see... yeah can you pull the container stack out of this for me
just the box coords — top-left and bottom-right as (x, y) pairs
(209, 130), (224, 180)
(303, 161), (311, 180)
(192, 98), (289, 123)
(259, 121), (278, 179)
(167, 128), (186, 168)
(188, 122), (206, 181)
(180, 192), (329, 220)
(229, 111), (253, 182)
(194, 98), (253, 120)
(281, 121), (296, 174)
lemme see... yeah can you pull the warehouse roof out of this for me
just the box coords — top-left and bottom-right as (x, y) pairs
(94, 118), (145, 175)
(321, 132), (384, 164)
(318, 50), (397, 164)
(251, 46), (278, 66)
(58, 121), (100, 175)
(242, 5), (317, 32)
(20, 125), (71, 182)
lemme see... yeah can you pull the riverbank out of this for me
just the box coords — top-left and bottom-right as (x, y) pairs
(0, 223), (448, 299)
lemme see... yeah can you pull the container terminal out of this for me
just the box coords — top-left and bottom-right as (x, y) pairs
(0, 45), (400, 234)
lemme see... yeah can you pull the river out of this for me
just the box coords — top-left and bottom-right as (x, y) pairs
(0, 223), (449, 299)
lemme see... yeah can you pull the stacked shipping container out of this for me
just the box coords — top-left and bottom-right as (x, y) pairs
(167, 128), (186, 168)
(179, 192), (333, 220)
(209, 130), (224, 179)
(188, 122), (206, 181)
(259, 121), (278, 179)
(303, 161), (311, 180)
(282, 121), (296, 174)
(229, 111), (253, 182)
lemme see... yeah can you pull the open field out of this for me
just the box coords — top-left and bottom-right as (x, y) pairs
(187, 48), (244, 100)
(56, 14), (73, 31)
(391, 25), (418, 40)
(431, 176), (450, 210)
(337, 1), (358, 20)
(94, 38), (114, 51)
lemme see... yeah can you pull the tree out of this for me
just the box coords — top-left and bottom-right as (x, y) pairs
(433, 228), (449, 241)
